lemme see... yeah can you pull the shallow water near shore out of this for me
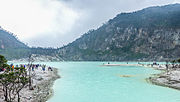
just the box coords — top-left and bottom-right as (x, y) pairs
(40, 62), (180, 102)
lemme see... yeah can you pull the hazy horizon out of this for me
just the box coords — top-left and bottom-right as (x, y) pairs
(0, 0), (180, 48)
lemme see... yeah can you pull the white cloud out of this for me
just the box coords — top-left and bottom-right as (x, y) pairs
(173, 0), (180, 3)
(0, 0), (80, 47)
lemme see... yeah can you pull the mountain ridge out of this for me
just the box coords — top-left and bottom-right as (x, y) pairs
(56, 3), (180, 61)
(0, 27), (58, 60)
(0, 26), (28, 49)
(1, 4), (180, 61)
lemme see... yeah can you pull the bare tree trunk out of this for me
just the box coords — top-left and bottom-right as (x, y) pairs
(4, 87), (8, 101)
(29, 67), (32, 90)
(18, 93), (20, 102)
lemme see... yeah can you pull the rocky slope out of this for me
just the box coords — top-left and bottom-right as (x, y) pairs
(57, 4), (180, 61)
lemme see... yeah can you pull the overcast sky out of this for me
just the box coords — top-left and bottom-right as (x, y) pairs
(0, 0), (180, 48)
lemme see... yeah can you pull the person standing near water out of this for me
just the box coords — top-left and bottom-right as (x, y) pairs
(42, 65), (46, 71)
(32, 65), (35, 71)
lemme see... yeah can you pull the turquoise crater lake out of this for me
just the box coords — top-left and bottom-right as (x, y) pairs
(45, 62), (180, 102)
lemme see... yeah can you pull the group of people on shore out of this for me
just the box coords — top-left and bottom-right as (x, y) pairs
(0, 63), (53, 72)
(27, 64), (53, 72)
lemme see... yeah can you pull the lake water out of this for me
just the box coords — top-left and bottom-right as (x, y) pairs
(16, 62), (180, 102)
(45, 62), (180, 102)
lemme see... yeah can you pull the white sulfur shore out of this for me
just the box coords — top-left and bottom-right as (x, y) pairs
(103, 63), (180, 90)
(0, 66), (60, 102)
(102, 64), (141, 67)
(141, 64), (180, 90)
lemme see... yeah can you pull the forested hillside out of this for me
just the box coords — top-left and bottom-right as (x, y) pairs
(57, 4), (180, 61)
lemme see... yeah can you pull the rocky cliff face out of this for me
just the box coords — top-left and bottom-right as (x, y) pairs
(11, 54), (62, 62)
(57, 4), (180, 61)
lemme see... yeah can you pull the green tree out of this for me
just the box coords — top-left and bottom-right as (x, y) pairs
(0, 55), (28, 102)
(0, 55), (10, 101)
(14, 67), (28, 102)
(0, 55), (8, 71)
